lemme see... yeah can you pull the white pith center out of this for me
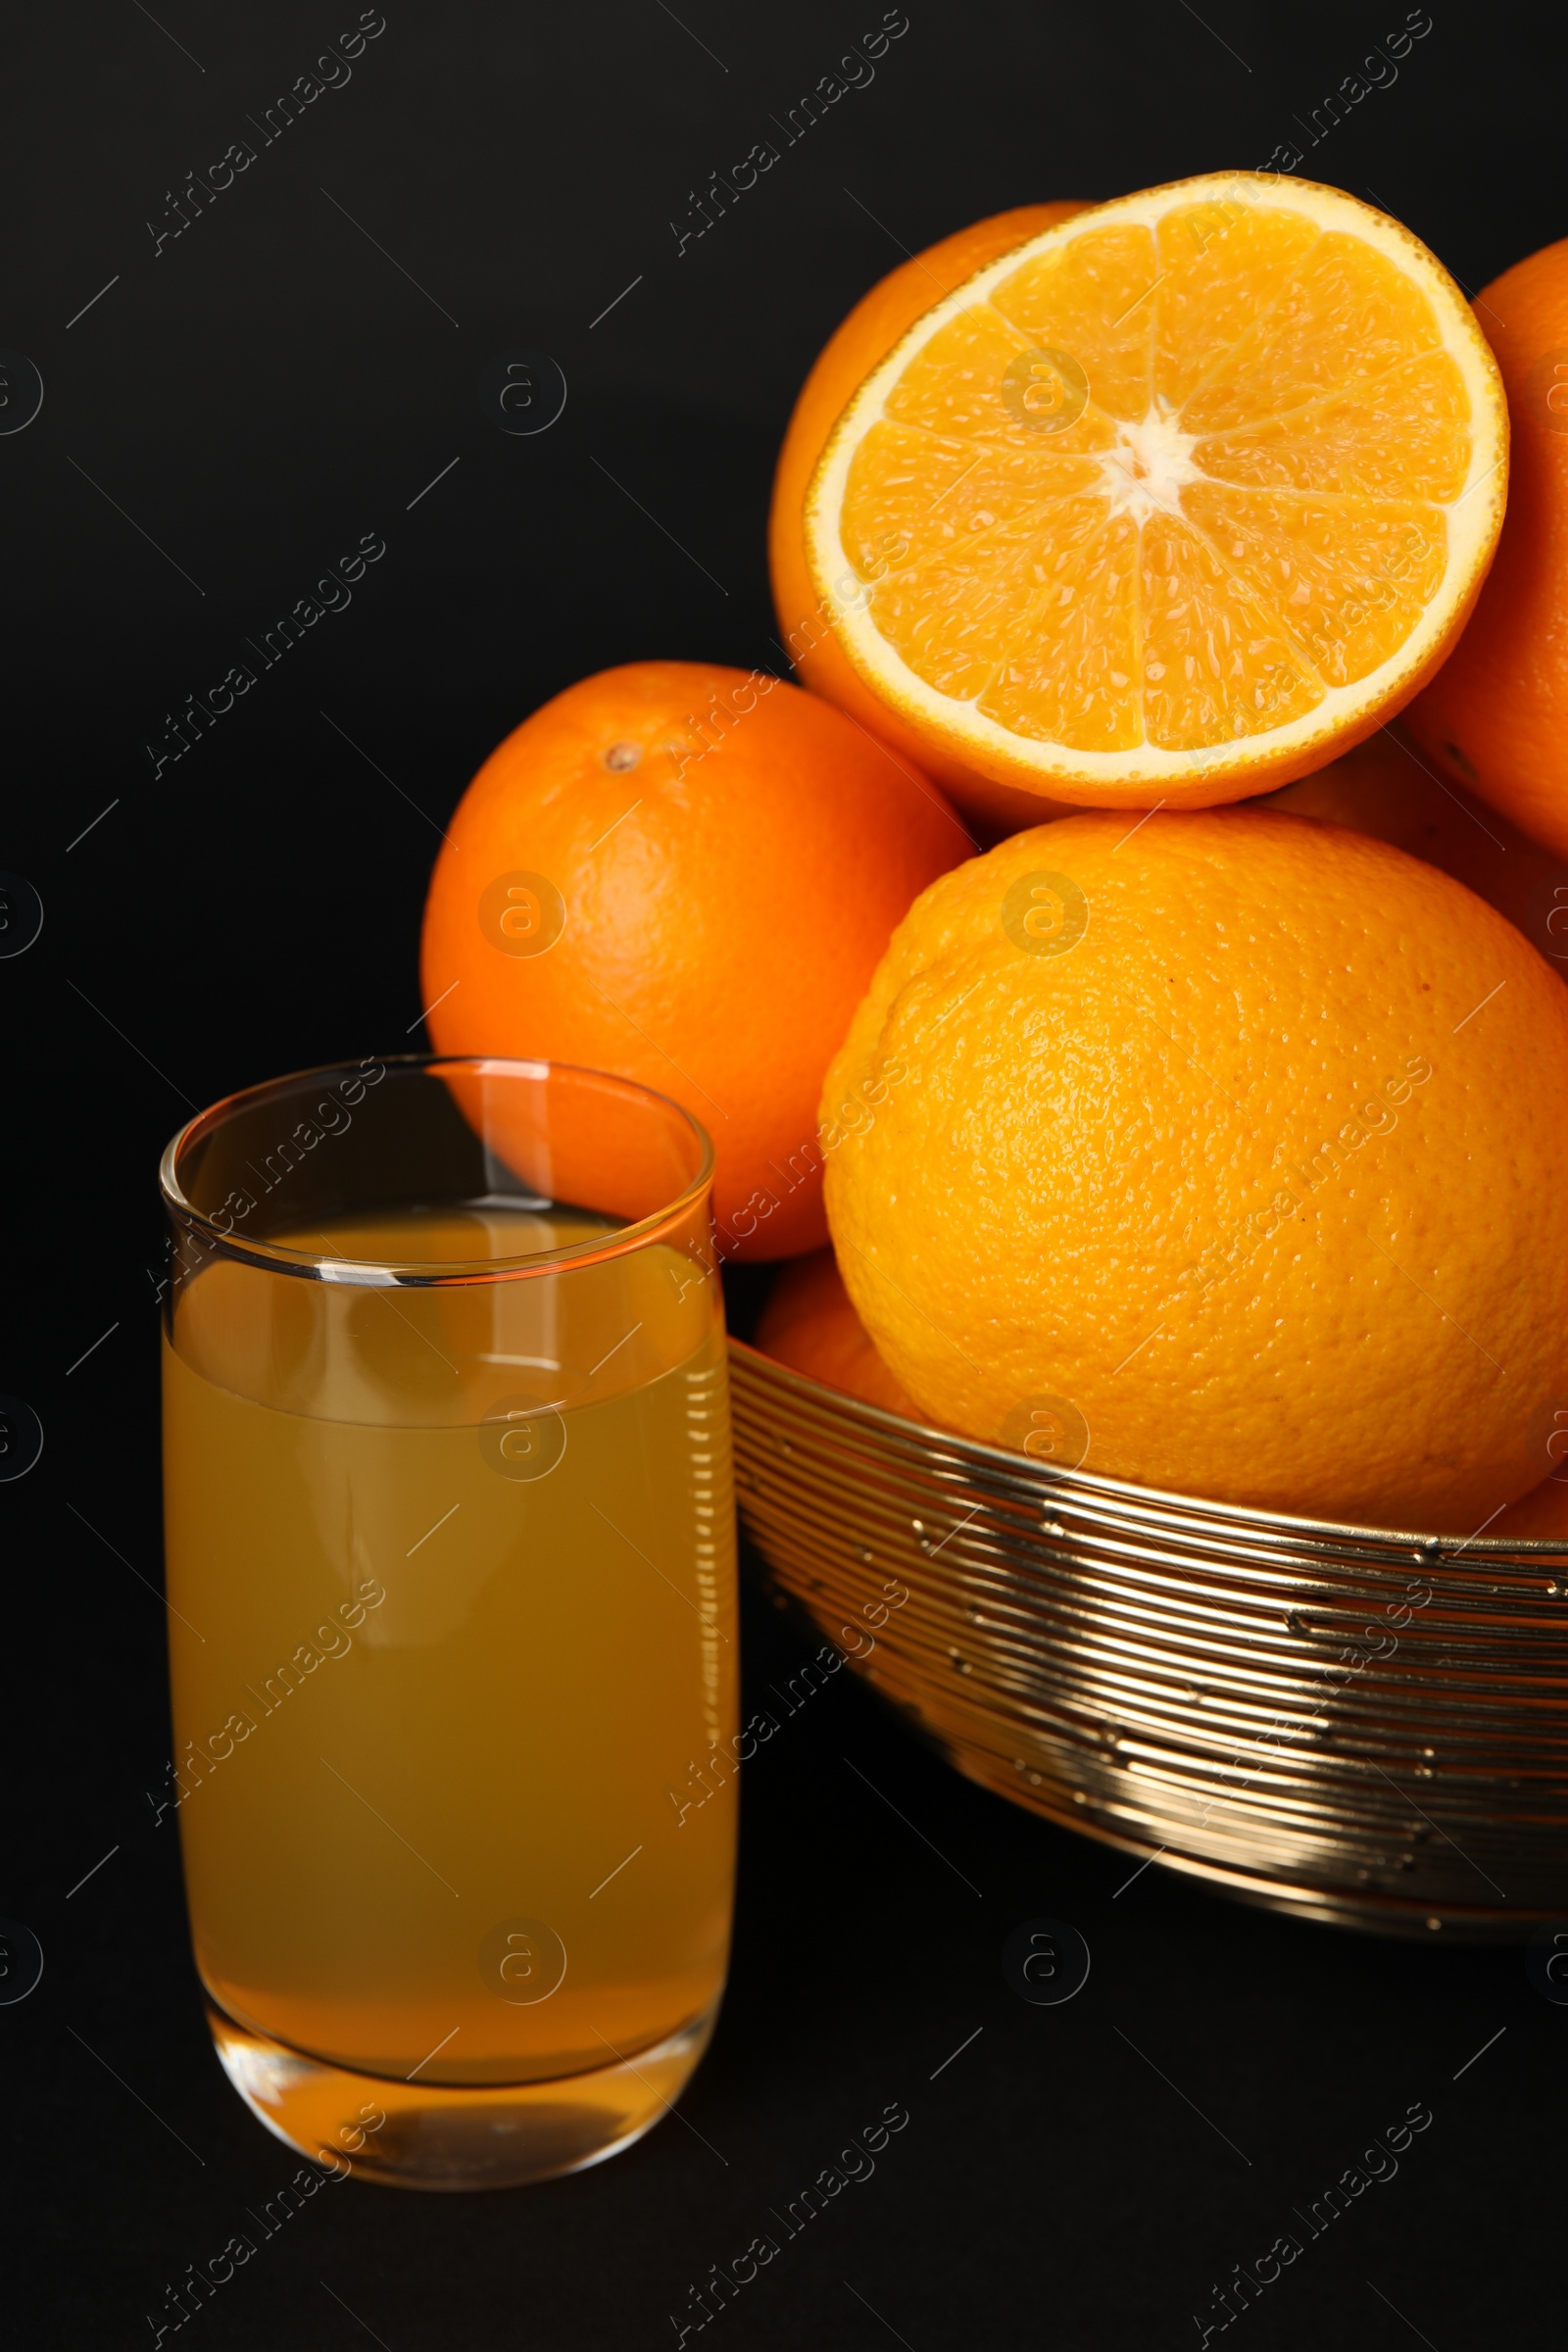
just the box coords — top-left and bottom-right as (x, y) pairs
(1098, 407), (1201, 523)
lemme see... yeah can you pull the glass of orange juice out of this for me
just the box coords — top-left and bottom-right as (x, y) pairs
(158, 1055), (736, 2189)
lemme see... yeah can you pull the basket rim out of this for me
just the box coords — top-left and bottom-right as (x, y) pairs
(727, 1336), (1568, 1561)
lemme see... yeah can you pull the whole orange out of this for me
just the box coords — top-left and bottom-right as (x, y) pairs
(419, 662), (966, 1260)
(769, 201), (1090, 839)
(755, 1248), (923, 1417)
(1479, 1471), (1568, 1542)
(1407, 237), (1568, 854)
(823, 808), (1568, 1526)
(1263, 724), (1568, 975)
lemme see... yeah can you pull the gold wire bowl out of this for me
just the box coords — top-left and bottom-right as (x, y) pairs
(728, 1338), (1568, 1940)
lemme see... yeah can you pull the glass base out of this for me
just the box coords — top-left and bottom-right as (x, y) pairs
(207, 1996), (720, 2191)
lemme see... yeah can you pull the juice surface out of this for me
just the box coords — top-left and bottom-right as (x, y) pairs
(162, 1203), (736, 2085)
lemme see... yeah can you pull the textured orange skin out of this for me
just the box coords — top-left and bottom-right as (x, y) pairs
(768, 202), (1091, 842)
(1264, 724), (1568, 975)
(419, 662), (967, 1260)
(1483, 1473), (1568, 1540)
(755, 1248), (922, 1416)
(1408, 238), (1568, 858)
(823, 808), (1568, 1526)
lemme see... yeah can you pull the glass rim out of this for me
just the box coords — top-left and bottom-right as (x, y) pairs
(158, 1053), (716, 1286)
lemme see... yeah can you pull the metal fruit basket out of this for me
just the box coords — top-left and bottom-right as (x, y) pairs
(728, 1339), (1568, 1939)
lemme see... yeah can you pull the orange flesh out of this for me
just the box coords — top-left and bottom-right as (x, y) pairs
(837, 203), (1475, 756)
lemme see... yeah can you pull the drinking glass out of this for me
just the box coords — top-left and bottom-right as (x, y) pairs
(158, 1055), (736, 2189)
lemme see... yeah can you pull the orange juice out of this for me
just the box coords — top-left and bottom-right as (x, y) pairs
(161, 1204), (736, 2087)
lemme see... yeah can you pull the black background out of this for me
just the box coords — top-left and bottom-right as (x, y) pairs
(5, 1), (1566, 2343)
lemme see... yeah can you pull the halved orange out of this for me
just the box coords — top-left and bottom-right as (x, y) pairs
(805, 173), (1508, 809)
(768, 201), (1091, 836)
